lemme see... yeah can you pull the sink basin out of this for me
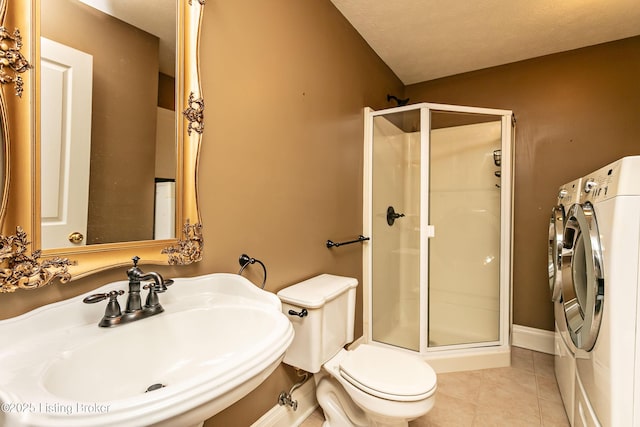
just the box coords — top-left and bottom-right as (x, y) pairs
(0, 273), (294, 427)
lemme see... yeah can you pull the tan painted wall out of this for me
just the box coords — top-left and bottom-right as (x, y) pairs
(406, 36), (640, 331)
(42, 0), (159, 244)
(200, 2), (403, 421)
(0, 0), (402, 425)
(155, 74), (176, 180)
(155, 75), (176, 180)
(158, 73), (175, 111)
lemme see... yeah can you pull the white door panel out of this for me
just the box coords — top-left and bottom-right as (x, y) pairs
(40, 37), (93, 249)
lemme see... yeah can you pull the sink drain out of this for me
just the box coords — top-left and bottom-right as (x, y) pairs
(145, 383), (166, 393)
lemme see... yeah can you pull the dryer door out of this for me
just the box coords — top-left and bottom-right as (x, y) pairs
(548, 205), (565, 302)
(561, 202), (605, 351)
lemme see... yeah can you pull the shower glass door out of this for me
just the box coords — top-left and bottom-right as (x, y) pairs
(427, 110), (503, 347)
(370, 108), (422, 351)
(365, 103), (512, 355)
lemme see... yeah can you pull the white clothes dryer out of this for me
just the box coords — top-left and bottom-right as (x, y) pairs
(561, 156), (640, 427)
(549, 177), (582, 425)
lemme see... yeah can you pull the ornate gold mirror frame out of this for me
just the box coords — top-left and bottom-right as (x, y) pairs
(0, 0), (12, 229)
(0, 0), (204, 292)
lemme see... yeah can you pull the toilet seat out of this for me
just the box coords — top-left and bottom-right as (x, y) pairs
(339, 344), (437, 402)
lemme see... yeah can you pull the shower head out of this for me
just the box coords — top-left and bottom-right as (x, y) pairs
(387, 94), (410, 106)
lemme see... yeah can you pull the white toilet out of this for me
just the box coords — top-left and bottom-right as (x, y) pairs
(277, 274), (437, 427)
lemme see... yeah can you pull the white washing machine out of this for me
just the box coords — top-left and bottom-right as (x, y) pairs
(549, 177), (581, 425)
(560, 156), (640, 426)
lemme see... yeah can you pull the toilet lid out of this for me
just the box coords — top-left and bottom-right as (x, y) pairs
(339, 344), (437, 402)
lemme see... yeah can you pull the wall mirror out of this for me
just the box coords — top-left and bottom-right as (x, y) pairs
(0, 0), (204, 292)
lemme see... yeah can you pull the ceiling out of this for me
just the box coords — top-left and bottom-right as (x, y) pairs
(330, 0), (640, 85)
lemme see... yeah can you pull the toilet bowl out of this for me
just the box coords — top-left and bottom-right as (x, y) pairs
(277, 274), (437, 426)
(319, 344), (436, 426)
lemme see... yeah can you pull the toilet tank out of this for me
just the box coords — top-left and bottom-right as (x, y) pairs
(276, 274), (358, 373)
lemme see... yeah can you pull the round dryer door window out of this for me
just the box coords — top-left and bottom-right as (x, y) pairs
(548, 205), (565, 302)
(561, 202), (605, 351)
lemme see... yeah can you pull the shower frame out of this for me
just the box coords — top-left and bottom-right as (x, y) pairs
(362, 102), (514, 371)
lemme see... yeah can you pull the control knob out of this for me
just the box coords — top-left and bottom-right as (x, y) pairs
(584, 179), (597, 194)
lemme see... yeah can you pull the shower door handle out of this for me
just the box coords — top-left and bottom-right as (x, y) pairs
(387, 206), (405, 226)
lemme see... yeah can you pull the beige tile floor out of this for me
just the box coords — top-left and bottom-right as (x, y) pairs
(300, 347), (569, 426)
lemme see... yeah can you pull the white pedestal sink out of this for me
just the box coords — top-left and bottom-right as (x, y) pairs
(0, 273), (294, 427)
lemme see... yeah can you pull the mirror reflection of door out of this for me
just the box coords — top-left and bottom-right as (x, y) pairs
(40, 38), (93, 249)
(40, 0), (177, 249)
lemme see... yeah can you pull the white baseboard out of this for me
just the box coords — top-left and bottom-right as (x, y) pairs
(251, 378), (318, 427)
(511, 324), (555, 355)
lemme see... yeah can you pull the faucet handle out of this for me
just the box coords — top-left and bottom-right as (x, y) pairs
(143, 282), (162, 293)
(142, 278), (172, 310)
(143, 278), (173, 293)
(83, 290), (125, 321)
(83, 290), (125, 304)
(143, 276), (173, 290)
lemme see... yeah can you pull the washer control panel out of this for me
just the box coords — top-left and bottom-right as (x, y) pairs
(558, 178), (582, 205)
(582, 161), (621, 203)
(581, 156), (640, 203)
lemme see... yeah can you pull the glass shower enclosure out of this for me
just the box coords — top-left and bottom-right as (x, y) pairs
(363, 103), (513, 366)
